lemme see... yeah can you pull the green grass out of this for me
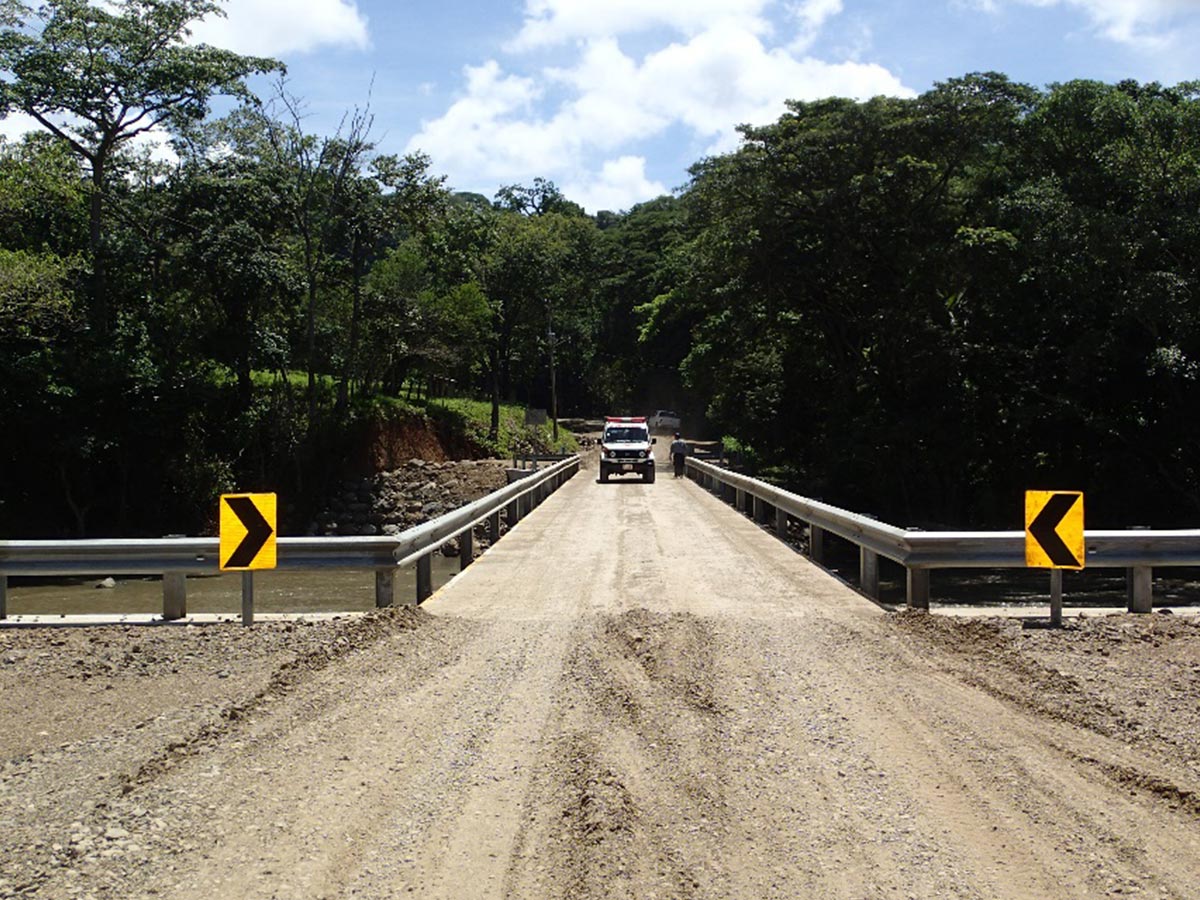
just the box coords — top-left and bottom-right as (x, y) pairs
(426, 397), (579, 457)
(210, 366), (578, 459)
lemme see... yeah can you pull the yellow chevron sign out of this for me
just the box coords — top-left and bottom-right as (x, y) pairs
(219, 493), (277, 571)
(1025, 491), (1084, 569)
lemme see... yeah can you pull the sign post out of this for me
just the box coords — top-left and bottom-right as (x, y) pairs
(220, 493), (277, 625)
(1025, 490), (1084, 625)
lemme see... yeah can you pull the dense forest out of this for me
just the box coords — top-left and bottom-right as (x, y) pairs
(3, 0), (1200, 537)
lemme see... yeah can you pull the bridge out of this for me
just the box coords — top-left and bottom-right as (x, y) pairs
(2, 454), (1200, 898)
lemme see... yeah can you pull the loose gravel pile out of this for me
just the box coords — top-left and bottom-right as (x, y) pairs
(0, 609), (434, 899)
(895, 610), (1200, 782)
(2, 597), (1199, 897)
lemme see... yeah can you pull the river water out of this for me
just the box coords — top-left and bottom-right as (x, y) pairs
(4, 557), (465, 617)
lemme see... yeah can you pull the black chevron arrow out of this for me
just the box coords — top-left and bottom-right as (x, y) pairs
(223, 496), (274, 568)
(1029, 492), (1082, 567)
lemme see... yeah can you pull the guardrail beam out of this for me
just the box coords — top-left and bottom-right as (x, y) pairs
(0, 455), (582, 622)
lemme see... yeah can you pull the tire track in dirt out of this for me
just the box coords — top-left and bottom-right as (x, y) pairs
(505, 610), (730, 900)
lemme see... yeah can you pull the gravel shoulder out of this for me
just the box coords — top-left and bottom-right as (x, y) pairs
(3, 472), (1200, 899)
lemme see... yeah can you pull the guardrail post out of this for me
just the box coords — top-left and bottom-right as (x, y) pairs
(736, 489), (747, 513)
(162, 573), (187, 620)
(1125, 526), (1152, 613)
(1, 575), (6, 619)
(460, 527), (474, 571)
(507, 498), (521, 528)
(775, 507), (788, 540)
(489, 510), (502, 545)
(375, 569), (395, 608)
(809, 524), (826, 564)
(906, 568), (930, 610)
(754, 496), (769, 525)
(241, 572), (254, 626)
(860, 547), (880, 599)
(1127, 566), (1152, 614)
(416, 554), (433, 603)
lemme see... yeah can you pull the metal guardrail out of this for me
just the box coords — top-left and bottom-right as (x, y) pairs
(0, 455), (581, 623)
(512, 453), (574, 471)
(686, 457), (1200, 615)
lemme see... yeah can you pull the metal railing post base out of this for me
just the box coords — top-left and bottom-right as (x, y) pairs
(162, 573), (187, 620)
(375, 569), (395, 608)
(416, 554), (433, 604)
(906, 568), (930, 610)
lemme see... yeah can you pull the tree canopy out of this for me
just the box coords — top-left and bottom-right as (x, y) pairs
(3, 44), (1200, 536)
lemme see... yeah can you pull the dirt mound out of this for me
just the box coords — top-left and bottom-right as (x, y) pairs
(893, 609), (1200, 773)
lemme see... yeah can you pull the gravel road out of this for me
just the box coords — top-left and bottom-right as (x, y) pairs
(3, 468), (1200, 899)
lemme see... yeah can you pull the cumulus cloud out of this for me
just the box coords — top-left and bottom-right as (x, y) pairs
(190, 0), (369, 56)
(982, 0), (1198, 46)
(409, 11), (913, 210)
(787, 0), (844, 50)
(508, 0), (774, 49)
(564, 156), (669, 214)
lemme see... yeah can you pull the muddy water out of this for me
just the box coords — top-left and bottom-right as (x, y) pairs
(5, 557), (465, 616)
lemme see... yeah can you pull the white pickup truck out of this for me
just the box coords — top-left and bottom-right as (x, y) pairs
(647, 409), (681, 432)
(599, 416), (656, 483)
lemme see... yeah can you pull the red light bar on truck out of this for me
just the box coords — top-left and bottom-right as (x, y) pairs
(605, 416), (647, 423)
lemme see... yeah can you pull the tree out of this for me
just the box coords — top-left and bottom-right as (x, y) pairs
(0, 0), (281, 330)
(476, 202), (602, 438)
(495, 177), (586, 218)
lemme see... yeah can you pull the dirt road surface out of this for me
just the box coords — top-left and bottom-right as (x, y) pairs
(3, 466), (1200, 899)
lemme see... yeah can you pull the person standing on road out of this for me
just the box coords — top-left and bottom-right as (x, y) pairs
(670, 432), (689, 478)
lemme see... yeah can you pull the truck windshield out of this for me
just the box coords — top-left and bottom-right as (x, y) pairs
(604, 427), (646, 442)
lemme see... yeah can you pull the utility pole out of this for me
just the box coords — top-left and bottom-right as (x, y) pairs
(548, 324), (558, 443)
(545, 298), (559, 443)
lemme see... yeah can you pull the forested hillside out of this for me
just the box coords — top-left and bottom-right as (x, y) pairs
(3, 1), (1199, 536)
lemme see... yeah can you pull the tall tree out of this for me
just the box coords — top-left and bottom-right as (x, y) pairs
(0, 0), (280, 330)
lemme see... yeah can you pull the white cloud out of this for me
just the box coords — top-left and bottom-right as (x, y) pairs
(190, 0), (369, 56)
(509, 0), (774, 49)
(983, 0), (1198, 46)
(638, 26), (911, 144)
(406, 61), (559, 179)
(564, 156), (669, 213)
(408, 21), (913, 209)
(0, 112), (43, 145)
(787, 0), (844, 50)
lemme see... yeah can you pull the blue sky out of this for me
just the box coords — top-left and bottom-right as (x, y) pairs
(10, 0), (1200, 212)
